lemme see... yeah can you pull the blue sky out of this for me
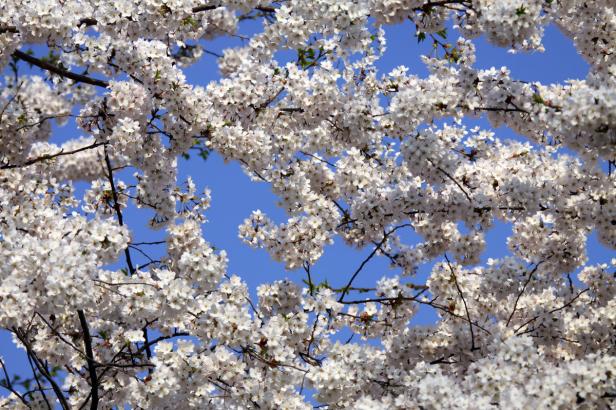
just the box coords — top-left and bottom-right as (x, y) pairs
(2, 13), (613, 397)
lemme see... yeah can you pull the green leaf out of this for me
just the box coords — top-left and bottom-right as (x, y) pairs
(436, 28), (447, 39)
(297, 47), (320, 69)
(197, 148), (210, 161)
(181, 16), (199, 29)
(532, 93), (544, 105)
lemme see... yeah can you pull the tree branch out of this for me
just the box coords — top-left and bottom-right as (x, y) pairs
(0, 357), (28, 405)
(77, 310), (99, 410)
(505, 261), (545, 326)
(103, 148), (136, 275)
(338, 224), (412, 302)
(13, 328), (70, 410)
(1, 141), (107, 170)
(444, 255), (478, 351)
(12, 50), (109, 88)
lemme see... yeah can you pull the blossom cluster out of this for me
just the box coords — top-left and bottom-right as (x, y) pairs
(0, 0), (614, 408)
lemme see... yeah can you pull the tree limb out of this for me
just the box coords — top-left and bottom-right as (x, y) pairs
(77, 310), (99, 410)
(12, 50), (109, 88)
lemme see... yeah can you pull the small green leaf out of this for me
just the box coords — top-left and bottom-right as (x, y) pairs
(532, 93), (544, 105)
(17, 113), (27, 125)
(181, 16), (198, 29)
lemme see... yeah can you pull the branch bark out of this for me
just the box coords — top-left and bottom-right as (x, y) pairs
(1, 141), (107, 170)
(13, 328), (70, 410)
(444, 255), (478, 351)
(103, 148), (136, 275)
(12, 50), (109, 88)
(77, 310), (99, 410)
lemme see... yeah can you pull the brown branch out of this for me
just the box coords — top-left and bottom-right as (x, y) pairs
(5, 4), (275, 36)
(0, 357), (28, 405)
(1, 140), (107, 170)
(426, 158), (473, 203)
(25, 352), (52, 410)
(134, 332), (190, 355)
(35, 313), (86, 357)
(0, 81), (25, 124)
(103, 148), (136, 275)
(13, 112), (73, 132)
(77, 310), (99, 410)
(419, 298), (492, 335)
(444, 255), (478, 351)
(475, 106), (530, 114)
(414, 0), (472, 11)
(514, 289), (590, 335)
(12, 50), (109, 88)
(0, 25), (18, 34)
(192, 4), (221, 13)
(338, 224), (412, 302)
(505, 261), (545, 326)
(13, 328), (70, 410)
(142, 327), (153, 375)
(255, 6), (276, 13)
(339, 290), (428, 305)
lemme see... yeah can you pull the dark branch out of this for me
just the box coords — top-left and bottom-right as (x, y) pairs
(506, 261), (545, 326)
(444, 254), (478, 351)
(13, 328), (70, 410)
(12, 50), (109, 88)
(77, 310), (99, 410)
(103, 148), (136, 275)
(0, 357), (28, 405)
(1, 141), (106, 170)
(338, 224), (412, 302)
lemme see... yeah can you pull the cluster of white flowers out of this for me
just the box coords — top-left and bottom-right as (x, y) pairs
(0, 76), (71, 166)
(0, 0), (614, 408)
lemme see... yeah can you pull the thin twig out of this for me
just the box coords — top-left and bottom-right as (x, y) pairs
(505, 261), (545, 326)
(338, 224), (412, 302)
(0, 357), (28, 405)
(25, 352), (52, 410)
(444, 255), (478, 351)
(514, 289), (590, 335)
(1, 141), (107, 169)
(426, 158), (472, 203)
(13, 329), (70, 410)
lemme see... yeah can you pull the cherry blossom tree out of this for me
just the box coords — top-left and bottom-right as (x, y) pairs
(0, 0), (615, 408)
